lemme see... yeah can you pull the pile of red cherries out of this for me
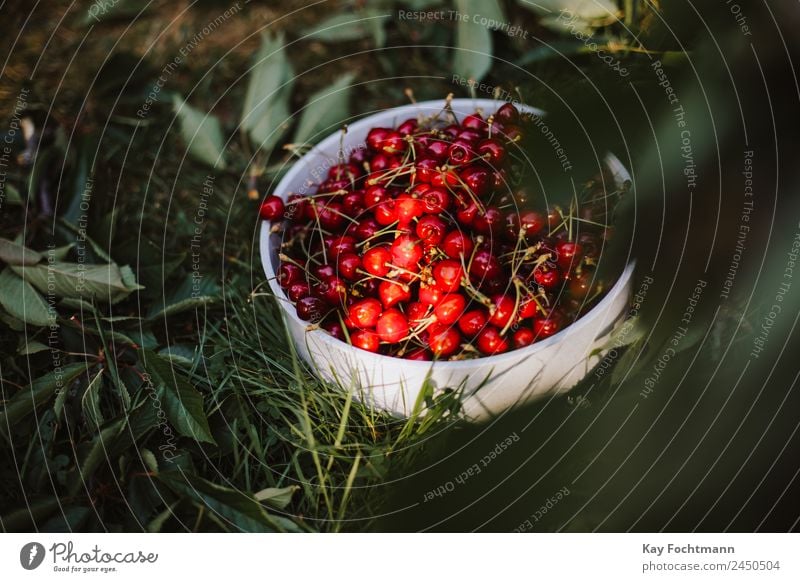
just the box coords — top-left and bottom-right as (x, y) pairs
(260, 102), (614, 360)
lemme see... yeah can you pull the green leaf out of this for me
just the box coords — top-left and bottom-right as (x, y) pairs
(518, 0), (618, 33)
(158, 471), (302, 532)
(0, 497), (61, 531)
(173, 94), (227, 169)
(0, 268), (54, 327)
(1, 182), (23, 205)
(11, 261), (143, 304)
(147, 273), (219, 320)
(81, 370), (105, 431)
(0, 363), (88, 432)
(0, 238), (42, 265)
(68, 417), (127, 496)
(142, 351), (216, 445)
(302, 11), (389, 44)
(292, 73), (356, 145)
(255, 485), (298, 510)
(452, 0), (503, 82)
(18, 340), (49, 355)
(42, 506), (90, 532)
(241, 32), (295, 152)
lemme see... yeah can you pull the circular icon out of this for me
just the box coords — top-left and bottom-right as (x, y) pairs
(20, 542), (46, 570)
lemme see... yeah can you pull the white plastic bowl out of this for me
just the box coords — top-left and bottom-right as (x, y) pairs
(260, 99), (633, 421)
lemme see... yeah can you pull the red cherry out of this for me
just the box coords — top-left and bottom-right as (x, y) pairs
(477, 138), (506, 165)
(434, 294), (467, 325)
(518, 295), (540, 319)
(432, 259), (464, 292)
(322, 320), (346, 341)
(416, 215), (447, 245)
(431, 166), (459, 188)
(461, 113), (485, 131)
(533, 266), (561, 290)
(421, 187), (451, 213)
(369, 153), (401, 175)
(500, 124), (522, 141)
(390, 234), (423, 270)
(348, 298), (382, 329)
(458, 309), (488, 337)
(406, 301), (431, 326)
(459, 165), (490, 197)
(361, 246), (391, 277)
(520, 211), (546, 237)
(395, 194), (425, 225)
(496, 103), (520, 124)
(556, 241), (583, 270)
(378, 280), (411, 309)
(327, 162), (361, 181)
(366, 127), (391, 151)
(469, 249), (502, 281)
(364, 185), (388, 207)
(455, 201), (479, 227)
(314, 264), (335, 280)
(414, 157), (438, 184)
(418, 284), (444, 306)
(426, 139), (450, 160)
(337, 253), (361, 280)
(374, 199), (398, 226)
(278, 263), (302, 289)
(473, 207), (503, 237)
(441, 124), (461, 138)
(476, 326), (510, 355)
(286, 194), (308, 222)
(427, 325), (462, 357)
(325, 235), (356, 259)
(315, 276), (347, 306)
(405, 348), (432, 361)
(259, 195), (285, 221)
(287, 281), (311, 302)
(342, 191), (365, 216)
(448, 140), (474, 165)
(351, 329), (380, 352)
(397, 118), (418, 136)
(488, 294), (516, 328)
(354, 217), (381, 241)
(296, 296), (327, 322)
(313, 200), (345, 231)
(513, 328), (535, 348)
(533, 312), (563, 338)
(442, 230), (474, 259)
(376, 309), (409, 343)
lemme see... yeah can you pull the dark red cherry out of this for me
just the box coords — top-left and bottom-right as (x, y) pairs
(476, 326), (509, 355)
(296, 296), (327, 323)
(259, 195), (285, 221)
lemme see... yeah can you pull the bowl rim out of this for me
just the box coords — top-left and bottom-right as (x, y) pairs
(259, 98), (634, 370)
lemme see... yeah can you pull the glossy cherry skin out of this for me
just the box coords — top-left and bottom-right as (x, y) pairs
(416, 215), (447, 245)
(432, 259), (464, 292)
(476, 326), (510, 355)
(379, 280), (411, 309)
(351, 329), (380, 352)
(322, 320), (346, 341)
(469, 249), (502, 282)
(406, 301), (431, 327)
(376, 308), (409, 343)
(556, 241), (583, 270)
(336, 253), (362, 280)
(496, 102), (520, 124)
(362, 246), (392, 277)
(427, 325), (462, 358)
(296, 296), (327, 323)
(418, 284), (444, 306)
(287, 281), (311, 302)
(473, 207), (504, 237)
(442, 230), (474, 259)
(434, 294), (467, 325)
(513, 327), (536, 348)
(278, 263), (302, 289)
(348, 298), (382, 329)
(458, 309), (488, 337)
(477, 138), (506, 165)
(259, 195), (285, 221)
(488, 294), (516, 328)
(533, 266), (561, 290)
(390, 234), (423, 270)
(404, 348), (432, 361)
(533, 312), (563, 338)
